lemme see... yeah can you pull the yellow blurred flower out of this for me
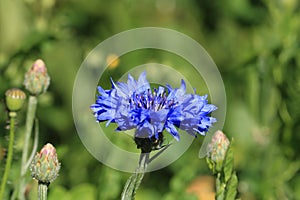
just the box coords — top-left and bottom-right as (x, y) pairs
(106, 54), (120, 69)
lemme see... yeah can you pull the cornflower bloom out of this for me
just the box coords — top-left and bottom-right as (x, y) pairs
(91, 72), (217, 153)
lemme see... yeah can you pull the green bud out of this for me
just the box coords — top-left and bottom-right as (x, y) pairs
(5, 88), (26, 112)
(207, 130), (230, 164)
(30, 143), (61, 184)
(24, 59), (50, 95)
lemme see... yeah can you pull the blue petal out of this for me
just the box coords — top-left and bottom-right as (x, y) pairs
(136, 72), (150, 94)
(135, 120), (154, 138)
(127, 74), (137, 91)
(165, 122), (180, 141)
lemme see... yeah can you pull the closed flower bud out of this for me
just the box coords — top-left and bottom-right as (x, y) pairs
(30, 143), (60, 184)
(5, 88), (26, 112)
(207, 130), (230, 163)
(24, 59), (50, 95)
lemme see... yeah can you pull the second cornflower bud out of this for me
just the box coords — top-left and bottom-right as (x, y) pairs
(30, 143), (61, 184)
(24, 59), (50, 95)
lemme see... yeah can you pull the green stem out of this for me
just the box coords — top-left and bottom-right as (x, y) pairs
(25, 119), (39, 171)
(38, 182), (49, 200)
(19, 95), (38, 200)
(0, 112), (16, 200)
(121, 153), (149, 200)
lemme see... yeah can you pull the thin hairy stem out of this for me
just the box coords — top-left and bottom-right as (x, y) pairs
(18, 95), (38, 200)
(0, 113), (16, 199)
(25, 119), (39, 170)
(38, 182), (49, 200)
(121, 153), (149, 200)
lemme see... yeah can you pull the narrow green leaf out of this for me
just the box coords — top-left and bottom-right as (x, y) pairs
(223, 143), (234, 183)
(225, 172), (238, 200)
(206, 157), (216, 173)
(216, 173), (225, 200)
(121, 153), (148, 200)
(122, 171), (145, 200)
(216, 161), (223, 173)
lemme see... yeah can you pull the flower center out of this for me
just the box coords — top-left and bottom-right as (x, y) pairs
(129, 88), (174, 111)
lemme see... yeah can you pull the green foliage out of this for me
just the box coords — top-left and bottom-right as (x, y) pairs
(1, 0), (300, 199)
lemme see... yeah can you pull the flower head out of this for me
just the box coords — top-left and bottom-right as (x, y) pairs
(24, 59), (50, 95)
(91, 72), (217, 152)
(30, 143), (60, 184)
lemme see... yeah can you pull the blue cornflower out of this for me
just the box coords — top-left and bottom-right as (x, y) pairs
(91, 72), (217, 152)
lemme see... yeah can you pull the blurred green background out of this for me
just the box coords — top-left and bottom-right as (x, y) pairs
(1, 0), (300, 199)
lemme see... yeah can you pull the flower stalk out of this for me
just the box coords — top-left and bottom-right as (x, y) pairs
(121, 153), (149, 200)
(18, 95), (38, 200)
(0, 114), (16, 199)
(38, 182), (49, 200)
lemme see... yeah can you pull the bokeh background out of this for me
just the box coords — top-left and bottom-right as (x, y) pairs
(1, 0), (300, 199)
